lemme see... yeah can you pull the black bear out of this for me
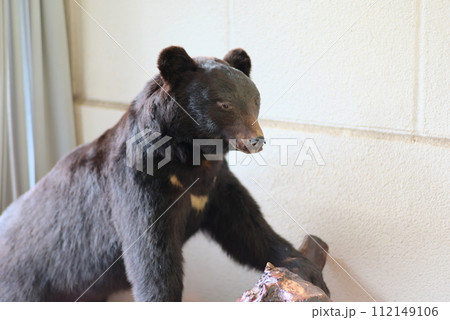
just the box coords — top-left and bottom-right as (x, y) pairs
(0, 46), (329, 301)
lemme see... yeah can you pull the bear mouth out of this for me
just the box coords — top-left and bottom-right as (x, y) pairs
(229, 139), (264, 154)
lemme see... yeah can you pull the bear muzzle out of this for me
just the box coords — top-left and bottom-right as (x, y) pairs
(231, 135), (265, 153)
(225, 120), (265, 153)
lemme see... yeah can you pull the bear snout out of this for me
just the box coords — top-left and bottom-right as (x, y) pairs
(232, 136), (265, 153)
(247, 136), (266, 153)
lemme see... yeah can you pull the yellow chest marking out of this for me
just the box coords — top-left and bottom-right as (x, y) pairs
(169, 175), (183, 188)
(190, 194), (208, 211)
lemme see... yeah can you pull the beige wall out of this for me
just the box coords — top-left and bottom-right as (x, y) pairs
(66, 0), (450, 301)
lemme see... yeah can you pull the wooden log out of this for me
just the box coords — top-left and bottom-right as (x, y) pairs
(299, 235), (329, 271)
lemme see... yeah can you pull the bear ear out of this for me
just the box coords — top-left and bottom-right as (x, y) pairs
(157, 46), (197, 84)
(223, 48), (251, 76)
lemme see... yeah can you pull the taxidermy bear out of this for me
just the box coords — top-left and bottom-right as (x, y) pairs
(0, 46), (328, 301)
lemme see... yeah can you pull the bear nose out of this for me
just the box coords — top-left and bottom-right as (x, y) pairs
(248, 136), (265, 153)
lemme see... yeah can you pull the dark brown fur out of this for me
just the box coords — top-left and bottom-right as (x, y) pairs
(0, 47), (328, 301)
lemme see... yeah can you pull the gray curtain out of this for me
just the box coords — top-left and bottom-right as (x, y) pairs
(0, 0), (76, 211)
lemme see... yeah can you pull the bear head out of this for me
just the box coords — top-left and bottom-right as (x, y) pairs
(156, 46), (264, 154)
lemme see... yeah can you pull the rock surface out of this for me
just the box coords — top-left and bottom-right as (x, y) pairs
(238, 235), (331, 302)
(238, 263), (331, 302)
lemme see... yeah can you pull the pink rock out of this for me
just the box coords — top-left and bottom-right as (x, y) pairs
(238, 263), (331, 302)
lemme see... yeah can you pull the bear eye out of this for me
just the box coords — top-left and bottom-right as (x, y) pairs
(218, 103), (232, 111)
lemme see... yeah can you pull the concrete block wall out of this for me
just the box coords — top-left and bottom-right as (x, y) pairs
(65, 0), (450, 301)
